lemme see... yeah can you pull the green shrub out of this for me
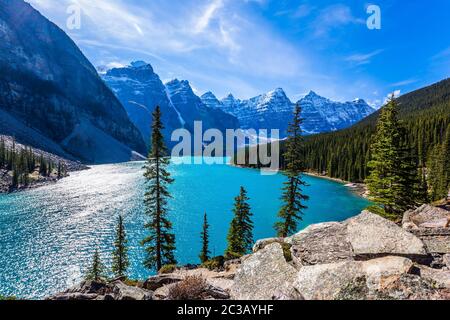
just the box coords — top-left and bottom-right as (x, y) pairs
(159, 264), (177, 274)
(281, 243), (293, 262)
(202, 256), (225, 271)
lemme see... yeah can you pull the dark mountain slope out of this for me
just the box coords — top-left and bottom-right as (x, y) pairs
(0, 0), (146, 163)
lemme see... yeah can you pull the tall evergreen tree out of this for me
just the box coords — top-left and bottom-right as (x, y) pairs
(86, 249), (106, 282)
(112, 215), (129, 278)
(275, 104), (309, 237)
(225, 187), (253, 259)
(416, 166), (429, 204)
(199, 212), (210, 264)
(365, 96), (416, 217)
(443, 124), (450, 199)
(141, 106), (176, 271)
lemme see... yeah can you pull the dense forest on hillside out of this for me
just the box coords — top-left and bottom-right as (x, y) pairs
(0, 138), (67, 192)
(302, 79), (450, 182)
(235, 78), (450, 200)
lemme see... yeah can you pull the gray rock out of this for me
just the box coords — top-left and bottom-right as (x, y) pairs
(376, 274), (450, 300)
(143, 274), (183, 291)
(113, 281), (153, 300)
(410, 228), (450, 254)
(48, 280), (153, 300)
(403, 205), (450, 230)
(231, 243), (297, 300)
(288, 222), (353, 265)
(292, 256), (431, 300)
(293, 261), (365, 300)
(252, 237), (284, 253)
(402, 204), (450, 227)
(346, 210), (427, 259)
(271, 288), (304, 300)
(444, 254), (450, 269)
(362, 256), (414, 292)
(418, 266), (450, 289)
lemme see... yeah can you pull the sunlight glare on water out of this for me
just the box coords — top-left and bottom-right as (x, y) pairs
(0, 158), (370, 299)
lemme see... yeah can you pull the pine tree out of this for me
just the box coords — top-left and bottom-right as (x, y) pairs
(416, 166), (429, 204)
(443, 124), (450, 199)
(86, 249), (106, 282)
(428, 144), (446, 201)
(57, 162), (62, 179)
(112, 215), (129, 278)
(225, 187), (253, 259)
(365, 96), (416, 217)
(275, 104), (309, 237)
(141, 106), (176, 271)
(199, 212), (210, 264)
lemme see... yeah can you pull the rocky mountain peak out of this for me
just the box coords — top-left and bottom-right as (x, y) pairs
(130, 60), (152, 70)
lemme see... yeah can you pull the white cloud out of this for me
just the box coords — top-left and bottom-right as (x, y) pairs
(312, 4), (365, 37)
(345, 49), (384, 65)
(384, 90), (401, 104)
(389, 78), (418, 87)
(194, 0), (224, 33)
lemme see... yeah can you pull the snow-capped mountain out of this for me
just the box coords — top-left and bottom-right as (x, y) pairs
(232, 88), (295, 136)
(299, 91), (375, 134)
(102, 60), (374, 143)
(102, 62), (240, 146)
(201, 89), (375, 137)
(165, 79), (239, 134)
(102, 61), (182, 146)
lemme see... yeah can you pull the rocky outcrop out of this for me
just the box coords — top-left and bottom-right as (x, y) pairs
(403, 205), (450, 230)
(230, 210), (449, 300)
(48, 280), (153, 300)
(50, 209), (450, 301)
(403, 205), (450, 267)
(287, 222), (353, 265)
(347, 211), (427, 260)
(231, 243), (299, 300)
(293, 257), (417, 300)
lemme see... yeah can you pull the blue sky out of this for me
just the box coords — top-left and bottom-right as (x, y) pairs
(28, 0), (450, 106)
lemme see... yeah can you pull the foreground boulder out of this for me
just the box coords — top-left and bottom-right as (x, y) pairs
(293, 256), (416, 300)
(49, 280), (153, 300)
(287, 222), (353, 265)
(403, 205), (450, 230)
(284, 211), (428, 266)
(346, 211), (428, 260)
(403, 205), (450, 265)
(231, 243), (300, 300)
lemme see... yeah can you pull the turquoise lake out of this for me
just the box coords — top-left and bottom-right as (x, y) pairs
(0, 159), (370, 299)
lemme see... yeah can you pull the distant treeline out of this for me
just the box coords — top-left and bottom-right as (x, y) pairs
(0, 139), (67, 190)
(235, 78), (450, 202)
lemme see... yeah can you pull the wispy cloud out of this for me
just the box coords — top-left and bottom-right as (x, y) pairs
(389, 78), (418, 87)
(345, 49), (384, 65)
(194, 0), (224, 33)
(431, 47), (450, 60)
(311, 4), (365, 37)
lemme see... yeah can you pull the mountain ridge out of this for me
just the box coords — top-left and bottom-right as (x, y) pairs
(202, 87), (375, 136)
(0, 0), (146, 163)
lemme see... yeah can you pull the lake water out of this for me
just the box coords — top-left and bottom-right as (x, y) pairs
(0, 158), (370, 299)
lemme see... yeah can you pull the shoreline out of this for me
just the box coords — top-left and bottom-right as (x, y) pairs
(229, 161), (369, 199)
(0, 164), (89, 195)
(304, 171), (369, 199)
